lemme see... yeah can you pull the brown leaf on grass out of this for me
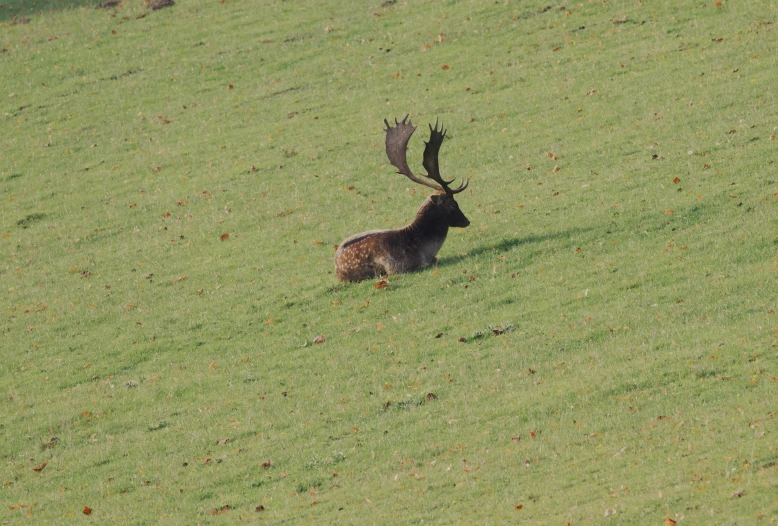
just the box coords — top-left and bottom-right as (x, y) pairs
(383, 401), (392, 410)
(732, 488), (745, 499)
(42, 437), (59, 449)
(441, 64), (451, 70)
(220, 233), (229, 241)
(425, 393), (437, 403)
(261, 460), (273, 469)
(149, 0), (174, 10)
(256, 505), (265, 512)
(313, 335), (326, 344)
(209, 505), (232, 515)
(546, 152), (557, 160)
(515, 504), (524, 510)
(664, 518), (677, 526)
(375, 278), (389, 289)
(82, 506), (93, 515)
(672, 177), (681, 184)
(32, 461), (48, 472)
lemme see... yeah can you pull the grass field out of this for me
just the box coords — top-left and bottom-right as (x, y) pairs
(2, 0), (777, 523)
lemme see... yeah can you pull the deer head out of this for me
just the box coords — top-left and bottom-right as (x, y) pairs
(384, 115), (470, 228)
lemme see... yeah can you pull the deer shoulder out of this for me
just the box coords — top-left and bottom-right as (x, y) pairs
(335, 116), (470, 283)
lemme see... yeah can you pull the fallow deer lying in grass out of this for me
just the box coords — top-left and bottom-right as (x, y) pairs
(335, 115), (470, 282)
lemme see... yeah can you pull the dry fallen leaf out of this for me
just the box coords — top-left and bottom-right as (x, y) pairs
(82, 506), (93, 515)
(220, 233), (229, 241)
(261, 460), (273, 469)
(441, 64), (451, 70)
(425, 393), (437, 403)
(664, 518), (677, 526)
(32, 461), (48, 472)
(313, 335), (326, 344)
(672, 177), (681, 184)
(149, 0), (174, 10)
(375, 278), (389, 289)
(209, 505), (231, 515)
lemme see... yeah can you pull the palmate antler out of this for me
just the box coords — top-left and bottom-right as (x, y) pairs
(384, 115), (468, 195)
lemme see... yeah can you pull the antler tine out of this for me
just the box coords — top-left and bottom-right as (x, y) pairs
(447, 177), (469, 194)
(385, 115), (445, 192)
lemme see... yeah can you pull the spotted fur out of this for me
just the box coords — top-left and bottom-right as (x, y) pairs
(335, 193), (469, 282)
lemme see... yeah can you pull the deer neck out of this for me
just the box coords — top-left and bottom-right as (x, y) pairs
(403, 199), (449, 242)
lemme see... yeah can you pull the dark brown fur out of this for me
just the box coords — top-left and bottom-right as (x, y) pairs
(335, 194), (469, 282)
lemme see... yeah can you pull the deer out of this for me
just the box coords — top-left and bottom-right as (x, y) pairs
(334, 115), (470, 282)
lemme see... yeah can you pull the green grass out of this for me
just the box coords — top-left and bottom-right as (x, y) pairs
(2, 0), (778, 522)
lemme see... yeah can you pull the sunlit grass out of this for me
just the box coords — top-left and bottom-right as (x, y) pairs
(2, 0), (777, 522)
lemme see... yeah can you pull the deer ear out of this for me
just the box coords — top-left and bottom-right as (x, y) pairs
(430, 194), (444, 204)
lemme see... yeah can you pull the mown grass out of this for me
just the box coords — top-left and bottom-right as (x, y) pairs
(2, 0), (777, 523)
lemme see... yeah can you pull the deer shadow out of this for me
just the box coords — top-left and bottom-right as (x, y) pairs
(436, 227), (593, 268)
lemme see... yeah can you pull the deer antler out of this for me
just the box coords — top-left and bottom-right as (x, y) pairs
(384, 115), (468, 195)
(385, 115), (445, 193)
(422, 118), (468, 194)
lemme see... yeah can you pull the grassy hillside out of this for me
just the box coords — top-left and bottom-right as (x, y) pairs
(2, 0), (777, 522)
